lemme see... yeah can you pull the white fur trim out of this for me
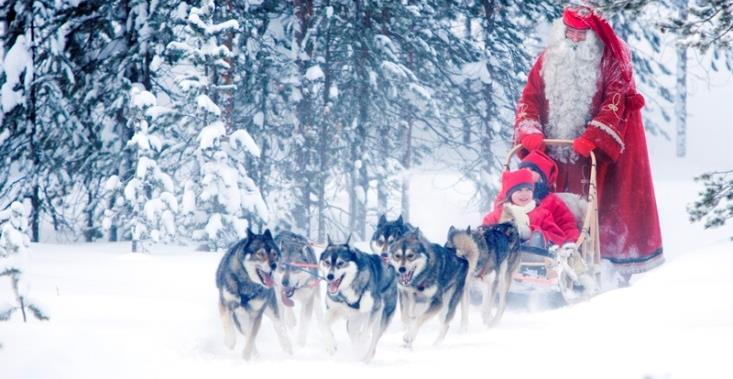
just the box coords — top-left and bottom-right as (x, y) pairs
(589, 120), (625, 153)
(517, 119), (542, 135)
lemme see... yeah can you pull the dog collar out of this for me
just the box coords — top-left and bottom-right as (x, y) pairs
(328, 290), (365, 310)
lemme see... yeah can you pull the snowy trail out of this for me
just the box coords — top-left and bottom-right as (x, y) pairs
(2, 178), (732, 379)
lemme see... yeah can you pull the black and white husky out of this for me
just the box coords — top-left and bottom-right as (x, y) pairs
(446, 223), (521, 327)
(388, 229), (468, 348)
(215, 229), (293, 359)
(319, 237), (397, 362)
(273, 230), (323, 346)
(370, 215), (416, 262)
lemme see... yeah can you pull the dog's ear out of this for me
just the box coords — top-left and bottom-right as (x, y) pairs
(263, 229), (273, 240)
(345, 233), (352, 246)
(327, 234), (333, 246)
(246, 227), (254, 239)
(397, 215), (404, 225)
(378, 214), (387, 227)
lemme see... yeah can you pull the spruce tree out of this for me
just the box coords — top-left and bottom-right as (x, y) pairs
(0, 202), (48, 321)
(166, 0), (267, 251)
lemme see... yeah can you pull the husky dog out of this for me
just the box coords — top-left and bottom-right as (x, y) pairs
(370, 215), (416, 262)
(216, 229), (293, 359)
(446, 223), (521, 327)
(273, 230), (324, 346)
(319, 237), (397, 362)
(389, 229), (468, 347)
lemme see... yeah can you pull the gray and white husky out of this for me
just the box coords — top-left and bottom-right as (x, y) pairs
(273, 230), (324, 347)
(319, 237), (397, 362)
(388, 229), (468, 348)
(215, 229), (293, 359)
(446, 223), (521, 327)
(370, 215), (416, 262)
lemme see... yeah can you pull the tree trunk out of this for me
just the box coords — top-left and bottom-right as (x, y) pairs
(479, 0), (497, 212)
(221, 0), (235, 130)
(293, 0), (314, 237)
(401, 120), (413, 223)
(463, 15), (472, 145)
(675, 0), (688, 158)
(348, 0), (370, 240)
(316, 2), (333, 242)
(28, 5), (40, 242)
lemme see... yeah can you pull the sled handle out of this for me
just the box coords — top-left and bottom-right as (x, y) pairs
(503, 139), (596, 170)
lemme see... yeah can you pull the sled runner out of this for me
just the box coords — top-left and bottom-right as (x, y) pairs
(504, 139), (602, 304)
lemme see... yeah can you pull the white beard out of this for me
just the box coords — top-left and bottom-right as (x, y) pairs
(542, 20), (604, 162)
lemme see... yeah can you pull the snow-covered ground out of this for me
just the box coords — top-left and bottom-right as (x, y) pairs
(3, 51), (733, 379)
(1, 176), (732, 379)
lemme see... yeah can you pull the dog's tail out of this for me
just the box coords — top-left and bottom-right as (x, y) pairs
(451, 231), (480, 274)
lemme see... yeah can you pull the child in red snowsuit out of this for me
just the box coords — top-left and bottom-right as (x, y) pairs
(482, 169), (567, 248)
(518, 150), (580, 243)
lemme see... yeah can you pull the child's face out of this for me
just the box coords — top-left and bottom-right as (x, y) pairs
(510, 187), (534, 206)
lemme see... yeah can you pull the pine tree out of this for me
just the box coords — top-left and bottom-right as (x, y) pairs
(0, 1), (82, 242)
(166, 0), (267, 251)
(688, 170), (733, 238)
(103, 87), (178, 253)
(0, 201), (48, 321)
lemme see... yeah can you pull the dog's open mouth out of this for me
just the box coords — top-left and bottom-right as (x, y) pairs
(399, 270), (414, 286)
(256, 268), (274, 288)
(281, 287), (295, 307)
(327, 275), (344, 294)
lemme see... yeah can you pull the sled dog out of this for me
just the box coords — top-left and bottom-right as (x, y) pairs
(319, 237), (397, 361)
(389, 229), (468, 347)
(370, 215), (416, 262)
(446, 223), (521, 327)
(216, 229), (293, 359)
(273, 230), (324, 346)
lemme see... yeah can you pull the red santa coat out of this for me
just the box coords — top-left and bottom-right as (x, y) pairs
(482, 203), (566, 246)
(514, 50), (664, 274)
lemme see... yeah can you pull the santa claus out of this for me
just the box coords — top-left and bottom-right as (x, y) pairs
(513, 5), (663, 279)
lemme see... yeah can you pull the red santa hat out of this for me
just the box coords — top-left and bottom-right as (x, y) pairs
(562, 5), (633, 82)
(500, 169), (535, 201)
(518, 150), (558, 189)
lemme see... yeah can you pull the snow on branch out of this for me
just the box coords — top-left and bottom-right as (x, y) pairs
(688, 170), (733, 237)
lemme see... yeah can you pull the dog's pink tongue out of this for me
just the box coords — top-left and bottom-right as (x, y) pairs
(281, 289), (295, 307)
(328, 280), (339, 294)
(261, 271), (274, 288)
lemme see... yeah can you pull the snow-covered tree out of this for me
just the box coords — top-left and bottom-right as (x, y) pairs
(0, 202), (48, 321)
(688, 170), (733, 238)
(0, 1), (82, 242)
(103, 87), (177, 253)
(166, 0), (267, 251)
